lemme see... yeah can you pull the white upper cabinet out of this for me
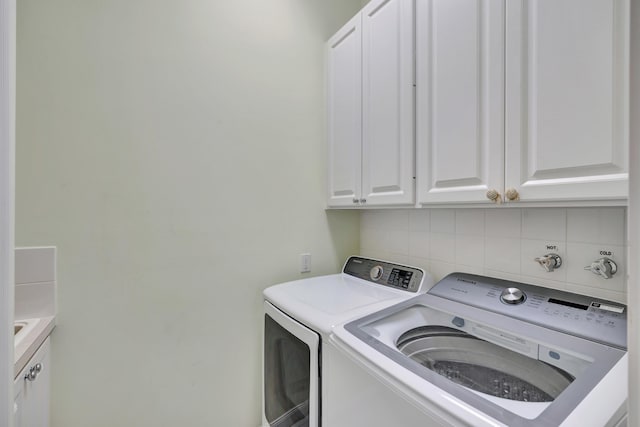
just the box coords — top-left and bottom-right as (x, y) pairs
(505, 0), (629, 203)
(328, 0), (415, 207)
(416, 0), (629, 205)
(416, 0), (505, 204)
(327, 14), (362, 207)
(361, 0), (415, 205)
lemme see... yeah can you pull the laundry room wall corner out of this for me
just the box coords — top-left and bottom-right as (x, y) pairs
(15, 1), (363, 426)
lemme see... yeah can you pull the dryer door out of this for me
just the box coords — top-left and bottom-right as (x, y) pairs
(263, 301), (319, 427)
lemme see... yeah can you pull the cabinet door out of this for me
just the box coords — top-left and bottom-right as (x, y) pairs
(327, 14), (362, 207)
(416, 0), (505, 204)
(361, 0), (415, 205)
(18, 337), (51, 427)
(505, 0), (629, 202)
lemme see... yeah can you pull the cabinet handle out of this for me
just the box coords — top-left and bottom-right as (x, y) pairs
(505, 188), (520, 201)
(25, 369), (36, 382)
(360, 198), (367, 204)
(24, 363), (42, 382)
(485, 189), (502, 204)
(352, 198), (359, 204)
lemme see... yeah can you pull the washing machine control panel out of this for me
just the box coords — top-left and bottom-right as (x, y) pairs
(428, 273), (627, 349)
(343, 257), (425, 293)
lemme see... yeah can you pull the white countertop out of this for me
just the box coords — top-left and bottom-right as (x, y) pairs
(14, 316), (55, 378)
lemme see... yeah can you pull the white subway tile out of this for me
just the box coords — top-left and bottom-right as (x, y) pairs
(485, 237), (521, 274)
(360, 210), (387, 230)
(15, 282), (56, 319)
(429, 232), (455, 263)
(485, 209), (522, 238)
(455, 235), (484, 268)
(409, 231), (430, 259)
(409, 210), (431, 232)
(15, 247), (56, 284)
(431, 209), (455, 233)
(521, 208), (567, 241)
(456, 209), (485, 236)
(381, 210), (410, 231)
(384, 229), (409, 255)
(361, 228), (386, 254)
(361, 208), (627, 301)
(566, 207), (626, 245)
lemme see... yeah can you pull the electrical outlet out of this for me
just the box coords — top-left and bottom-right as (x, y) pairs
(300, 253), (311, 273)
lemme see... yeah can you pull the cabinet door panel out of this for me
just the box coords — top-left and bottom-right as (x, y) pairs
(17, 337), (50, 427)
(327, 14), (362, 207)
(505, 0), (629, 201)
(361, 0), (415, 205)
(417, 0), (505, 204)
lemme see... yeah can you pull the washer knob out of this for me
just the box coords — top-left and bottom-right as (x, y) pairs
(370, 265), (384, 281)
(500, 287), (526, 305)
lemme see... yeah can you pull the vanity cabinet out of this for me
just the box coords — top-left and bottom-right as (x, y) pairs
(327, 0), (415, 207)
(416, 0), (629, 205)
(14, 337), (50, 427)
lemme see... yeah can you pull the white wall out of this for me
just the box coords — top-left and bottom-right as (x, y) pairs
(0, 0), (15, 425)
(627, 0), (639, 423)
(361, 208), (627, 303)
(15, 1), (361, 426)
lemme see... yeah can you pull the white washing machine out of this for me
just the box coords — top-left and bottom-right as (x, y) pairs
(261, 256), (433, 427)
(329, 273), (628, 427)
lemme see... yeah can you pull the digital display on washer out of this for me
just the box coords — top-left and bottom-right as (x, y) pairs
(548, 298), (589, 311)
(388, 269), (412, 288)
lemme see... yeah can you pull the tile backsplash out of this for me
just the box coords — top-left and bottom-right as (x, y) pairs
(360, 208), (627, 303)
(15, 247), (57, 319)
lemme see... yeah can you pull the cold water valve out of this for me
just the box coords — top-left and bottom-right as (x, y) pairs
(584, 257), (617, 279)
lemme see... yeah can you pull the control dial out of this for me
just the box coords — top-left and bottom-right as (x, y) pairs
(500, 287), (526, 305)
(369, 265), (384, 281)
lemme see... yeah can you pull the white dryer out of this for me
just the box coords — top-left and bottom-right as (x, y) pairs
(261, 257), (433, 427)
(329, 273), (628, 427)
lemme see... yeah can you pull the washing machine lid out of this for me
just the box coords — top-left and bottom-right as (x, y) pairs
(339, 274), (628, 427)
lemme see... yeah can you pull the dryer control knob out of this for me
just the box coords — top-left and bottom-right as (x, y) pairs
(370, 265), (384, 281)
(500, 287), (526, 305)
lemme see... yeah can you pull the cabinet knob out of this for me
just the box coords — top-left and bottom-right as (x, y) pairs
(584, 257), (617, 279)
(360, 198), (367, 204)
(486, 189), (502, 204)
(505, 188), (520, 201)
(352, 198), (359, 204)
